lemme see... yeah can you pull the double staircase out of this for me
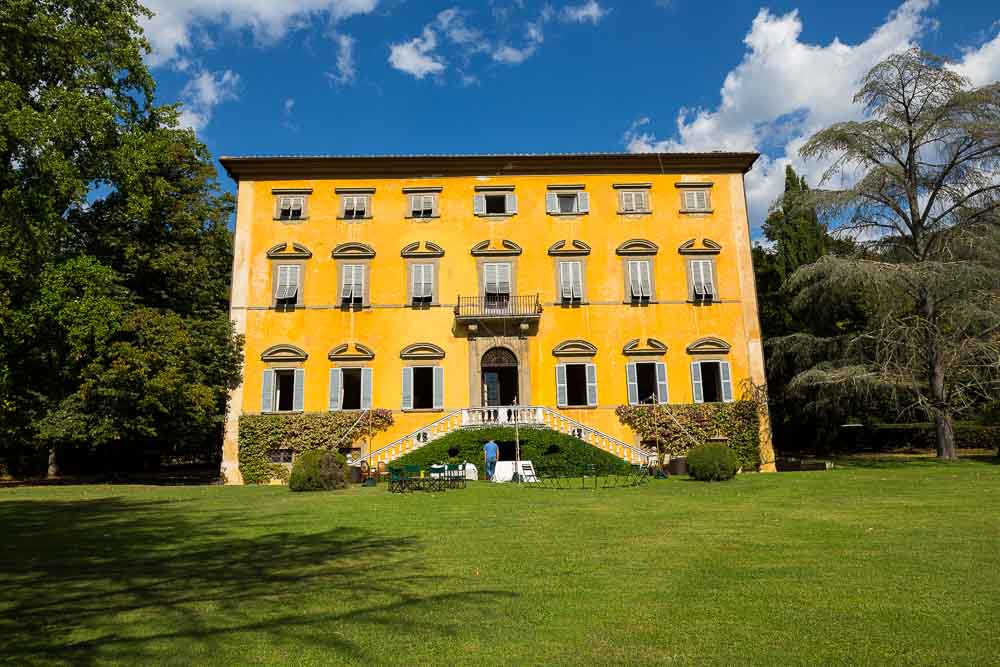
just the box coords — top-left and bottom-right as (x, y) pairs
(364, 406), (652, 466)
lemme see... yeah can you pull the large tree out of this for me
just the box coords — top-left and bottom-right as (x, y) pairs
(0, 0), (242, 475)
(753, 165), (851, 338)
(784, 49), (1000, 459)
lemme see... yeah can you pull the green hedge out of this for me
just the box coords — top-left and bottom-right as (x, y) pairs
(836, 423), (1000, 452)
(687, 443), (740, 481)
(289, 450), (348, 492)
(238, 410), (393, 484)
(615, 402), (761, 471)
(393, 427), (633, 477)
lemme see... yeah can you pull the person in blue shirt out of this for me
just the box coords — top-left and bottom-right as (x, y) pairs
(483, 439), (499, 481)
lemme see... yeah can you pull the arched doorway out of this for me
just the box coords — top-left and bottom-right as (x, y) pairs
(481, 347), (519, 406)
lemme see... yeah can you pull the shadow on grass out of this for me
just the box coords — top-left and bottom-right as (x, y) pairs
(0, 496), (515, 665)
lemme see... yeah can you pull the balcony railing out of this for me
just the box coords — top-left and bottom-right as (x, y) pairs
(454, 294), (542, 320)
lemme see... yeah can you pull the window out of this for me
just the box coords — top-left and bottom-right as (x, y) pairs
(619, 190), (650, 213)
(690, 259), (715, 302)
(627, 260), (652, 302)
(261, 368), (304, 412)
(341, 264), (365, 307)
(691, 361), (733, 403)
(546, 191), (589, 215)
(275, 195), (306, 220)
(411, 263), (434, 306)
(408, 193), (438, 218)
(627, 361), (668, 405)
(341, 194), (370, 219)
(273, 264), (301, 309)
(329, 367), (372, 410)
(483, 262), (512, 309)
(474, 192), (517, 216)
(402, 366), (444, 410)
(269, 449), (294, 463)
(555, 363), (597, 408)
(559, 261), (583, 302)
(682, 189), (711, 212)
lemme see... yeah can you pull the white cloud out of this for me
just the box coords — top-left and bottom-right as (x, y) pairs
(435, 8), (484, 46)
(177, 69), (241, 131)
(625, 0), (940, 230)
(492, 44), (538, 64)
(284, 98), (295, 114)
(561, 1), (608, 24)
(326, 33), (358, 84)
(388, 27), (446, 79)
(950, 31), (1000, 86)
(141, 0), (378, 67)
(390, 3), (602, 79)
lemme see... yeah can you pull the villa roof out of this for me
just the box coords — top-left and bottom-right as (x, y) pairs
(218, 151), (760, 181)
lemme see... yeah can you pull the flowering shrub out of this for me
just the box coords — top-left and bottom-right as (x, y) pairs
(615, 402), (761, 471)
(238, 410), (393, 484)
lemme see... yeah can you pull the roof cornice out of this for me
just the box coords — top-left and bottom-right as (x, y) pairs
(218, 152), (760, 181)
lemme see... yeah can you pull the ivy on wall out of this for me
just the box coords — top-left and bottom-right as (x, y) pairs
(238, 410), (393, 484)
(616, 402), (761, 470)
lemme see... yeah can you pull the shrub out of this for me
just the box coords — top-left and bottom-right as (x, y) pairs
(686, 443), (740, 482)
(289, 450), (347, 492)
(238, 410), (392, 484)
(616, 402), (761, 470)
(394, 427), (632, 477)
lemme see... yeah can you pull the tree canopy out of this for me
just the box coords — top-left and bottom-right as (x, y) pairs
(0, 0), (242, 476)
(775, 49), (1000, 459)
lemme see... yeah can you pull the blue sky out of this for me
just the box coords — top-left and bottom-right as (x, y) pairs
(141, 0), (1000, 231)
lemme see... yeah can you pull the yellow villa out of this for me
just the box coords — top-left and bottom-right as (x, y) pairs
(218, 152), (775, 483)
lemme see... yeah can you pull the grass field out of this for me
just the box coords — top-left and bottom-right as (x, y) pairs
(2, 459), (998, 665)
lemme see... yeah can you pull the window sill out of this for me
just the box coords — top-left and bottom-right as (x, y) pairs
(402, 408), (444, 413)
(558, 300), (588, 306)
(261, 410), (304, 415)
(405, 215), (440, 220)
(273, 217), (309, 222)
(475, 213), (516, 218)
(337, 216), (373, 221)
(547, 212), (588, 217)
(624, 300), (658, 305)
(271, 305), (304, 311)
(679, 209), (714, 215)
(617, 210), (651, 215)
(556, 405), (598, 410)
(686, 299), (721, 304)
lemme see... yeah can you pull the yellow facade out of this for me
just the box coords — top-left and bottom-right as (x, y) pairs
(220, 153), (775, 483)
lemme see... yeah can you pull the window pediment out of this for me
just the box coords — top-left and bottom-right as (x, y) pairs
(686, 337), (731, 355)
(678, 238), (722, 255)
(552, 339), (597, 357)
(547, 240), (592, 256)
(328, 343), (375, 361)
(261, 344), (308, 362)
(400, 343), (446, 360)
(266, 242), (312, 259)
(471, 240), (522, 256)
(332, 242), (376, 259)
(616, 239), (659, 256)
(622, 338), (668, 356)
(401, 241), (445, 258)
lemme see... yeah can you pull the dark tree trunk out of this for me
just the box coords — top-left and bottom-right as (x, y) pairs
(922, 294), (957, 461)
(933, 409), (957, 460)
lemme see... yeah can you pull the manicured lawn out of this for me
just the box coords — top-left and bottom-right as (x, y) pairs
(2, 460), (998, 665)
